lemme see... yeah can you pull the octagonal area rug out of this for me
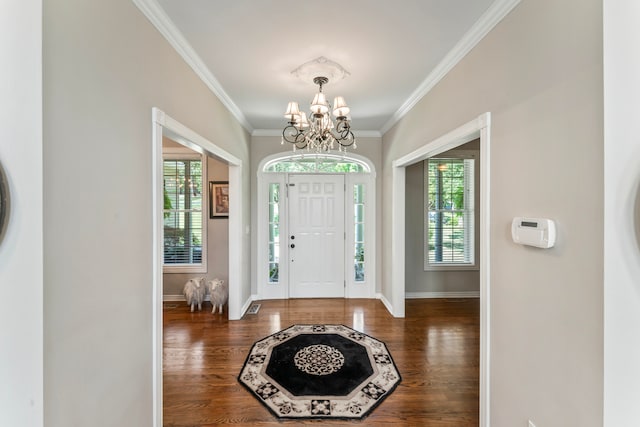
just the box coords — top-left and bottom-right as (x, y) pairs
(238, 324), (401, 420)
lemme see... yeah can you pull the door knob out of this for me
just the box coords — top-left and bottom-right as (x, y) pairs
(290, 243), (295, 248)
(291, 235), (295, 240)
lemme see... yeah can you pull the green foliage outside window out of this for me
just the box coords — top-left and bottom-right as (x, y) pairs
(265, 157), (366, 173)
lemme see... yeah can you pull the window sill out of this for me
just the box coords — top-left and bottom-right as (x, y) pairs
(424, 264), (479, 272)
(163, 265), (207, 274)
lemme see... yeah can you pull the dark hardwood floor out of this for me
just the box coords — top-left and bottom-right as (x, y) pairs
(163, 298), (479, 426)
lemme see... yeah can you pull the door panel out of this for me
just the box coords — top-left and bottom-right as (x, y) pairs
(289, 175), (345, 298)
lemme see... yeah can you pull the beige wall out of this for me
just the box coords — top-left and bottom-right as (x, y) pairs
(205, 156), (230, 289)
(43, 1), (250, 426)
(383, 0), (603, 425)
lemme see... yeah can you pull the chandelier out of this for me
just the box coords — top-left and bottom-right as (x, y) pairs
(282, 75), (356, 153)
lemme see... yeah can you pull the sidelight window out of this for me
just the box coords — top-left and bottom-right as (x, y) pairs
(268, 183), (280, 283)
(354, 184), (365, 281)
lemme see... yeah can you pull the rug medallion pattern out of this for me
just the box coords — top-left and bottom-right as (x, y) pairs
(238, 324), (401, 419)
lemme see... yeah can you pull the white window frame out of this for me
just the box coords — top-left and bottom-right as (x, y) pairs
(162, 148), (207, 273)
(424, 152), (477, 271)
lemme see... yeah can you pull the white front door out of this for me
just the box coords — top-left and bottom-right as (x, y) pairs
(288, 174), (345, 298)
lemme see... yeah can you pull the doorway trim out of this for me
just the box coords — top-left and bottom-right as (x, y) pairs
(390, 112), (491, 427)
(151, 108), (243, 427)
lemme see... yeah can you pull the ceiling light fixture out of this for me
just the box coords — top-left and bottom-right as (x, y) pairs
(282, 59), (356, 153)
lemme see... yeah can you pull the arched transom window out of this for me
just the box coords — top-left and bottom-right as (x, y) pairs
(263, 154), (370, 174)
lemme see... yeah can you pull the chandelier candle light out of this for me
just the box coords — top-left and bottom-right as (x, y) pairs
(282, 76), (356, 153)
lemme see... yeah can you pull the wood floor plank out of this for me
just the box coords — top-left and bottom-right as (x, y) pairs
(163, 298), (479, 426)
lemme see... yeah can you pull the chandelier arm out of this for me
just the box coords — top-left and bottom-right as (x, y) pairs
(295, 131), (308, 146)
(335, 130), (356, 147)
(329, 122), (353, 141)
(282, 124), (303, 144)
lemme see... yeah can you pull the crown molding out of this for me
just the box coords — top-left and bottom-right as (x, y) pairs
(251, 129), (382, 138)
(132, 0), (253, 133)
(380, 0), (522, 135)
(251, 129), (282, 137)
(354, 130), (383, 138)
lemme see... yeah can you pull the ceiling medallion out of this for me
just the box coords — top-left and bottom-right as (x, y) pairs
(282, 57), (356, 153)
(290, 56), (350, 83)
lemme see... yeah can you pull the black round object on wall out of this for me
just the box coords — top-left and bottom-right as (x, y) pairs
(0, 162), (9, 244)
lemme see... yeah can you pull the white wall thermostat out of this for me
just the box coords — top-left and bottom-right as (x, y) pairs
(511, 217), (556, 249)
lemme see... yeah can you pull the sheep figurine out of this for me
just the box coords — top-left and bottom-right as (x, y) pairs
(207, 278), (228, 314)
(183, 277), (206, 312)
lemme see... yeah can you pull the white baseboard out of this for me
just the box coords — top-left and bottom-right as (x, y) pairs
(165, 294), (260, 319)
(405, 291), (480, 299)
(240, 295), (259, 317)
(164, 294), (187, 302)
(166, 292), (477, 305)
(376, 293), (394, 314)
(163, 294), (214, 302)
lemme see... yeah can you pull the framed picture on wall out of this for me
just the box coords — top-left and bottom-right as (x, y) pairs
(209, 181), (229, 218)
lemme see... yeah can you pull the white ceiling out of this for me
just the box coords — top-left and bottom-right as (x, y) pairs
(145, 0), (512, 134)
